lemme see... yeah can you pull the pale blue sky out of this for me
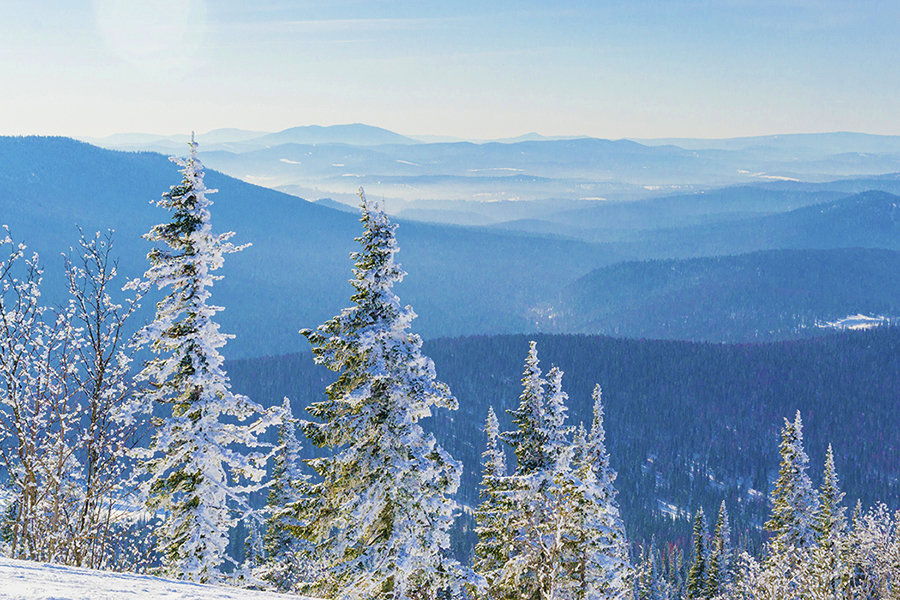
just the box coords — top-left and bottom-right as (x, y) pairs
(2, 0), (899, 139)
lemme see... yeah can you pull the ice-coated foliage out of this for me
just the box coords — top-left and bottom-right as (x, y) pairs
(569, 385), (631, 600)
(0, 229), (144, 568)
(480, 344), (630, 600)
(131, 137), (275, 583)
(297, 188), (466, 600)
(253, 397), (313, 593)
(473, 407), (512, 598)
(815, 443), (846, 547)
(764, 411), (819, 552)
(502, 341), (548, 475)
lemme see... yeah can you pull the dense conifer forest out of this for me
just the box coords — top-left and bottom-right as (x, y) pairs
(227, 328), (900, 555)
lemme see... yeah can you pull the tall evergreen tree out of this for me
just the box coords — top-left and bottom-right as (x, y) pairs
(813, 444), (846, 595)
(705, 501), (732, 598)
(543, 367), (575, 474)
(815, 443), (846, 546)
(297, 189), (466, 600)
(498, 349), (569, 600)
(764, 411), (819, 551)
(474, 407), (511, 599)
(131, 136), (274, 582)
(255, 397), (309, 592)
(502, 341), (548, 474)
(686, 507), (707, 600)
(569, 384), (631, 600)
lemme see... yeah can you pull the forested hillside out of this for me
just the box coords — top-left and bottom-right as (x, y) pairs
(228, 328), (900, 555)
(544, 248), (900, 341)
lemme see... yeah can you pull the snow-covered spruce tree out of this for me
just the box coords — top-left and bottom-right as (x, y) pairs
(633, 543), (669, 600)
(502, 341), (548, 475)
(764, 411), (819, 553)
(686, 508), (707, 600)
(495, 346), (574, 600)
(811, 443), (846, 595)
(705, 501), (731, 598)
(815, 444), (846, 547)
(569, 384), (630, 600)
(473, 406), (513, 599)
(297, 188), (466, 600)
(131, 136), (275, 582)
(254, 397), (311, 592)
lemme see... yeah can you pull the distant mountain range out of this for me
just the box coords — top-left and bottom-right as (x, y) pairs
(615, 190), (900, 259)
(0, 136), (618, 357)
(83, 123), (416, 153)
(3, 135), (900, 354)
(81, 126), (900, 213)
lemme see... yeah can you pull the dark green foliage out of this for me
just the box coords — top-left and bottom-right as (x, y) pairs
(686, 508), (707, 599)
(705, 502), (731, 598)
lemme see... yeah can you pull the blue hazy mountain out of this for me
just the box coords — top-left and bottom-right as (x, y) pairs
(251, 123), (417, 147)
(0, 136), (619, 358)
(543, 248), (900, 341)
(615, 191), (900, 259)
(201, 137), (724, 187)
(634, 131), (900, 158)
(5, 137), (900, 356)
(482, 186), (846, 242)
(84, 124), (416, 154)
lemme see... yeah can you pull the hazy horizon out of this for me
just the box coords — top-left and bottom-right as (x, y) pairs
(4, 1), (900, 140)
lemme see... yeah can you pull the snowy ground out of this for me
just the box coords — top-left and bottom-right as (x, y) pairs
(0, 557), (309, 600)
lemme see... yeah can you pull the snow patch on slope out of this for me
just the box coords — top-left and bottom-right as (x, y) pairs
(0, 557), (310, 600)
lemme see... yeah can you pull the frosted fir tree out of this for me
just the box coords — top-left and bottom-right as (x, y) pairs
(705, 501), (732, 599)
(501, 341), (549, 475)
(686, 508), (707, 600)
(764, 411), (819, 552)
(569, 385), (631, 600)
(812, 444), (846, 595)
(473, 407), (513, 598)
(542, 367), (574, 473)
(255, 397), (311, 592)
(130, 136), (275, 582)
(297, 188), (466, 600)
(815, 443), (846, 546)
(497, 345), (572, 600)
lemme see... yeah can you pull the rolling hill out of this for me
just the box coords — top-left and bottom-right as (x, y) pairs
(540, 248), (900, 341)
(615, 190), (900, 259)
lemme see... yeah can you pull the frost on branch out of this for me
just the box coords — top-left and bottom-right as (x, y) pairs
(130, 136), (277, 583)
(297, 188), (469, 600)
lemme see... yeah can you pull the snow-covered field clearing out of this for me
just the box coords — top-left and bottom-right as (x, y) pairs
(0, 558), (309, 600)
